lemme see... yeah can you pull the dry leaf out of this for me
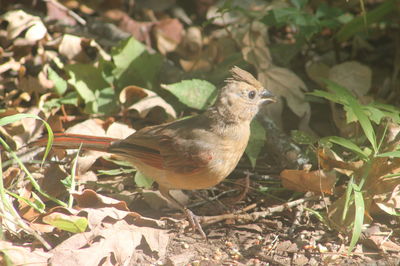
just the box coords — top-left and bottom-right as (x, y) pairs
(46, 0), (77, 26)
(241, 21), (272, 71)
(363, 224), (400, 252)
(259, 66), (311, 131)
(58, 34), (85, 60)
(142, 189), (189, 210)
(318, 148), (363, 176)
(119, 85), (148, 106)
(72, 189), (130, 210)
(0, 240), (50, 266)
(2, 10), (47, 41)
(41, 164), (69, 199)
(373, 184), (400, 216)
(10, 107), (45, 148)
(179, 57), (212, 72)
(280, 169), (336, 194)
(104, 9), (154, 45)
(234, 21), (311, 131)
(154, 18), (183, 55)
(0, 58), (21, 74)
(49, 220), (169, 264)
(179, 26), (203, 57)
(2, 166), (21, 188)
(329, 61), (372, 98)
(106, 122), (136, 139)
(121, 86), (176, 119)
(305, 61), (330, 87)
(65, 118), (106, 136)
(63, 119), (108, 173)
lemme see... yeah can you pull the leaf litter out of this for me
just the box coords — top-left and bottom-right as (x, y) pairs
(0, 0), (399, 265)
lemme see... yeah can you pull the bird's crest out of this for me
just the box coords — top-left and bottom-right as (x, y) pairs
(227, 66), (263, 90)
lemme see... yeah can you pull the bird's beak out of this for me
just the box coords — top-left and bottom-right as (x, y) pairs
(260, 89), (276, 103)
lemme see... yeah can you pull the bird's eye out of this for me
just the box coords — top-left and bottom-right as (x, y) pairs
(248, 90), (256, 99)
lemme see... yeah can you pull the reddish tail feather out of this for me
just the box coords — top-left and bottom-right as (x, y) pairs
(32, 133), (119, 152)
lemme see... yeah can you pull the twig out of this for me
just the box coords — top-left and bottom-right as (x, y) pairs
(201, 196), (318, 226)
(43, 0), (86, 25)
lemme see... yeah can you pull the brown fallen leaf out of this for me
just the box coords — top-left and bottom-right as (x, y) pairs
(0, 240), (50, 265)
(2, 10), (47, 42)
(280, 169), (336, 195)
(121, 86), (177, 119)
(49, 220), (169, 264)
(103, 9), (154, 45)
(153, 18), (183, 55)
(318, 148), (363, 175)
(72, 189), (130, 211)
(46, 0), (77, 26)
(58, 34), (90, 61)
(363, 224), (400, 252)
(178, 26), (203, 58)
(329, 61), (372, 99)
(372, 183), (400, 216)
(2, 166), (21, 188)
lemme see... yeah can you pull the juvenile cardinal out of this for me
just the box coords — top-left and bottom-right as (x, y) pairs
(35, 66), (275, 236)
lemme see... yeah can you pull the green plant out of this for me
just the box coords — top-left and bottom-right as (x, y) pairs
(262, 0), (349, 39)
(308, 80), (400, 252)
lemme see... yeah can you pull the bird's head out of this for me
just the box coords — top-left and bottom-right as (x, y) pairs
(214, 66), (275, 123)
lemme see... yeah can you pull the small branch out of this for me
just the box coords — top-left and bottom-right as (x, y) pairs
(201, 196), (318, 226)
(43, 0), (86, 25)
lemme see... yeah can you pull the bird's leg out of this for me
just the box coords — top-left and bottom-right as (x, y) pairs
(158, 185), (206, 239)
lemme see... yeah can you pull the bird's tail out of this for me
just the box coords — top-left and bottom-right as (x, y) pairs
(31, 133), (118, 152)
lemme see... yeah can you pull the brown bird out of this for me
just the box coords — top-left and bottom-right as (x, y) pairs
(34, 66), (275, 236)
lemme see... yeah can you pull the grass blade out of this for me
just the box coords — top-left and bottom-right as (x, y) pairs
(348, 183), (365, 253)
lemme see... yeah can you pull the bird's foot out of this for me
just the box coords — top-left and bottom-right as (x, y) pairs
(183, 208), (207, 239)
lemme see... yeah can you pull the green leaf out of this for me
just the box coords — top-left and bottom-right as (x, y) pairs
(112, 37), (146, 75)
(98, 168), (135, 176)
(307, 90), (342, 104)
(135, 171), (153, 189)
(348, 183), (364, 253)
(368, 102), (400, 124)
(0, 113), (54, 165)
(162, 79), (217, 110)
(322, 136), (367, 159)
(43, 212), (88, 233)
(6, 190), (45, 213)
(324, 80), (377, 152)
(315, 3), (344, 20)
(324, 79), (354, 99)
(95, 87), (118, 115)
(47, 66), (67, 95)
(31, 191), (46, 212)
(336, 0), (396, 42)
(99, 57), (116, 85)
(342, 176), (354, 221)
(245, 120), (266, 169)
(347, 97), (377, 152)
(66, 64), (109, 103)
(376, 151), (400, 158)
(43, 91), (79, 111)
(363, 105), (385, 125)
(262, 8), (299, 26)
(343, 105), (357, 124)
(290, 0), (308, 9)
(112, 37), (163, 90)
(291, 130), (316, 145)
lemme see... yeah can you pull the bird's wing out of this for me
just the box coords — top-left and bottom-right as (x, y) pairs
(110, 117), (214, 174)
